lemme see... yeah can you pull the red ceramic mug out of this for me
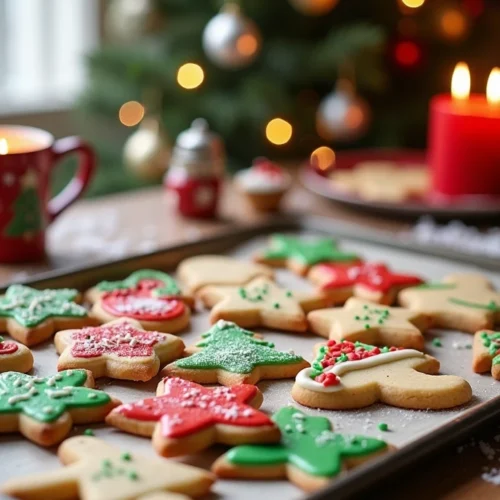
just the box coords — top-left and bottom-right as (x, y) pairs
(0, 125), (96, 263)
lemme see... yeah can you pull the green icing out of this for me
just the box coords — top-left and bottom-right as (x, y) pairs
(263, 234), (358, 266)
(480, 331), (500, 365)
(448, 298), (500, 311)
(226, 407), (387, 477)
(0, 285), (88, 327)
(96, 270), (181, 297)
(175, 321), (304, 374)
(0, 370), (111, 423)
(414, 283), (457, 290)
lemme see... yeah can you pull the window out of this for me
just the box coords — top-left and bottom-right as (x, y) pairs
(0, 0), (99, 115)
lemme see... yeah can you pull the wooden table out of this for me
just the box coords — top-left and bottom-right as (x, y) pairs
(0, 180), (498, 499)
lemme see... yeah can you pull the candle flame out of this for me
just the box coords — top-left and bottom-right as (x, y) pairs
(451, 62), (470, 100)
(0, 138), (8, 155)
(487, 67), (500, 105)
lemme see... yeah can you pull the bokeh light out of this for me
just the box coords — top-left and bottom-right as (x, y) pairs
(394, 41), (421, 67)
(401, 0), (425, 8)
(119, 101), (145, 127)
(311, 146), (336, 171)
(236, 34), (258, 57)
(440, 8), (468, 40)
(265, 118), (293, 145)
(177, 63), (204, 90)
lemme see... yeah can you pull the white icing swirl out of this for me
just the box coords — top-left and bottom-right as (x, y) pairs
(235, 167), (291, 193)
(295, 349), (424, 393)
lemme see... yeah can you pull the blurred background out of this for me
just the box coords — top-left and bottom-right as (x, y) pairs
(1, 0), (499, 197)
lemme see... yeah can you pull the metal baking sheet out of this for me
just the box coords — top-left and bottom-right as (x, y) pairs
(1, 216), (500, 500)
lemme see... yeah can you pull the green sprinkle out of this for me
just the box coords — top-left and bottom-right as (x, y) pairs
(364, 324), (371, 329)
(378, 319), (384, 324)
(128, 471), (139, 481)
(378, 422), (389, 432)
(363, 305), (369, 309)
(121, 452), (132, 461)
(354, 315), (360, 320)
(273, 302), (280, 309)
(432, 338), (442, 347)
(286, 291), (293, 297)
(103, 459), (112, 468)
(83, 429), (94, 436)
(363, 315), (370, 321)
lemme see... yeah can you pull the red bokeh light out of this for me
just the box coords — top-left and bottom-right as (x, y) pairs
(394, 40), (421, 67)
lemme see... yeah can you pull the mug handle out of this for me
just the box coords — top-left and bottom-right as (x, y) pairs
(47, 136), (96, 222)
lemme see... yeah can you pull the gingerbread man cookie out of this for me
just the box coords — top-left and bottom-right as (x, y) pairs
(292, 340), (472, 410)
(162, 320), (308, 386)
(399, 273), (500, 333)
(472, 330), (500, 380)
(0, 370), (120, 446)
(213, 407), (390, 492)
(2, 436), (215, 500)
(86, 270), (193, 334)
(107, 377), (280, 457)
(178, 255), (274, 295)
(0, 336), (33, 373)
(0, 284), (95, 346)
(199, 277), (328, 332)
(255, 234), (359, 276)
(308, 261), (423, 305)
(55, 318), (185, 382)
(307, 298), (430, 350)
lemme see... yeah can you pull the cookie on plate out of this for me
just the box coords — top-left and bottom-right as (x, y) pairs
(291, 340), (472, 410)
(213, 406), (390, 492)
(199, 277), (328, 333)
(162, 320), (309, 386)
(308, 261), (423, 305)
(2, 435), (215, 500)
(472, 330), (500, 380)
(0, 284), (95, 346)
(55, 318), (184, 382)
(0, 370), (120, 446)
(254, 234), (359, 276)
(399, 273), (500, 333)
(106, 377), (280, 457)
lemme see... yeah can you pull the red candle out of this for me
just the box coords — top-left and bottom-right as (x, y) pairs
(428, 64), (500, 197)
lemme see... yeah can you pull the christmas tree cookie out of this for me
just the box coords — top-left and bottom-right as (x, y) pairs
(399, 273), (500, 333)
(162, 320), (309, 386)
(106, 377), (280, 457)
(307, 298), (431, 350)
(292, 340), (472, 410)
(213, 407), (390, 492)
(0, 370), (120, 446)
(199, 277), (328, 332)
(0, 336), (33, 373)
(2, 436), (215, 500)
(255, 234), (359, 276)
(473, 330), (500, 380)
(308, 261), (423, 305)
(86, 270), (193, 334)
(55, 318), (185, 382)
(0, 284), (95, 346)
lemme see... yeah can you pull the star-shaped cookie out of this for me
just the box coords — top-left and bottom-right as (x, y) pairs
(399, 273), (500, 333)
(162, 320), (308, 386)
(307, 298), (431, 349)
(199, 277), (328, 332)
(212, 407), (390, 492)
(55, 318), (185, 381)
(255, 234), (359, 275)
(472, 330), (500, 380)
(0, 336), (33, 373)
(0, 284), (95, 346)
(106, 377), (279, 457)
(2, 436), (215, 500)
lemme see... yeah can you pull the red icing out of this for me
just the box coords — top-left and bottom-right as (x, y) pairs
(0, 340), (18, 355)
(70, 322), (166, 359)
(317, 262), (422, 293)
(115, 377), (273, 438)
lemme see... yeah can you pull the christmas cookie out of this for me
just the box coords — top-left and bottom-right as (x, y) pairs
(199, 277), (328, 332)
(178, 255), (274, 295)
(106, 377), (280, 457)
(330, 161), (429, 203)
(292, 340), (472, 410)
(234, 158), (291, 212)
(55, 318), (185, 382)
(0, 284), (95, 346)
(255, 234), (359, 276)
(0, 336), (33, 373)
(308, 261), (423, 305)
(307, 298), (430, 350)
(472, 330), (500, 380)
(213, 407), (390, 492)
(399, 273), (500, 333)
(0, 370), (120, 446)
(86, 270), (192, 334)
(162, 320), (308, 386)
(2, 435), (215, 500)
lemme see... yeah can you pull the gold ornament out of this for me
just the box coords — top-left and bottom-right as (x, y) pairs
(123, 117), (171, 181)
(289, 0), (339, 16)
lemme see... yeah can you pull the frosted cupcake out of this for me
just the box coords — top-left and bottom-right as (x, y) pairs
(234, 158), (291, 212)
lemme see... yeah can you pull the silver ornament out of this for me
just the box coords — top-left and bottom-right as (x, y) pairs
(289, 0), (339, 16)
(316, 81), (370, 142)
(202, 4), (261, 69)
